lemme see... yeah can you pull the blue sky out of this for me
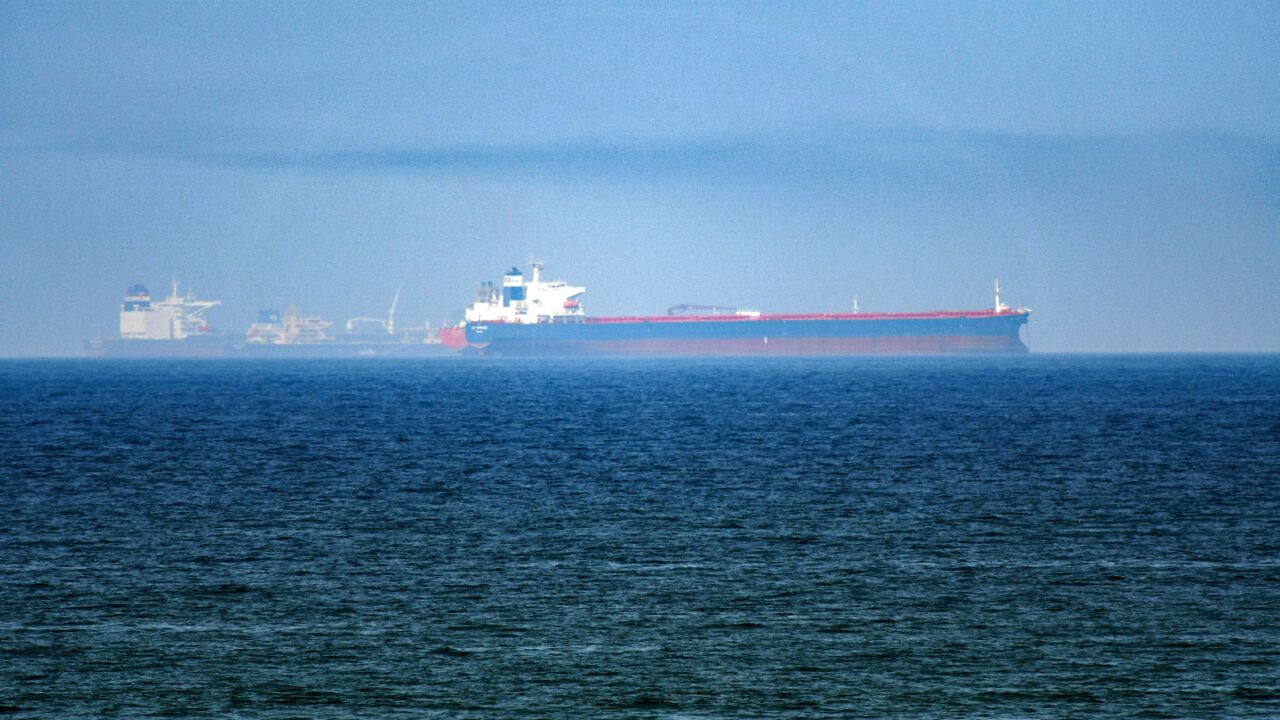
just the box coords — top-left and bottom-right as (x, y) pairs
(2, 1), (1278, 353)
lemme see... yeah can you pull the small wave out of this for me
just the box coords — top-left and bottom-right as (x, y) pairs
(431, 645), (474, 657)
(445, 621), (527, 635)
(268, 688), (346, 706)
(703, 620), (767, 630)
(617, 695), (679, 710)
(193, 582), (253, 596)
(1233, 686), (1280, 701)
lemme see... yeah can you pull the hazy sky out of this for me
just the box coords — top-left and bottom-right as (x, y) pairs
(2, 0), (1278, 354)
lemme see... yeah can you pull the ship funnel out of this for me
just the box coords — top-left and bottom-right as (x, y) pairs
(502, 267), (526, 306)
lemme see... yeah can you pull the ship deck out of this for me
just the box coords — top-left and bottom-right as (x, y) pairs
(582, 309), (1028, 324)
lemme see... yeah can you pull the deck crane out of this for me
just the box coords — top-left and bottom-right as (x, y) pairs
(345, 285), (404, 334)
(387, 284), (401, 334)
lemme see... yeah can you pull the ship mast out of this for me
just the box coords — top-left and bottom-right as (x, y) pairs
(994, 278), (1008, 312)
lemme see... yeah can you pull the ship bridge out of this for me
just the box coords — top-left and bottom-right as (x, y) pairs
(464, 258), (585, 325)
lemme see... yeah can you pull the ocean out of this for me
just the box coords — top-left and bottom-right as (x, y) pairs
(1, 355), (1277, 718)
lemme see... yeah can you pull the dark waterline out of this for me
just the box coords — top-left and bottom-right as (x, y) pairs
(2, 355), (1278, 718)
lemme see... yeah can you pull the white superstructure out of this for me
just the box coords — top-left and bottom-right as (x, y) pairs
(464, 258), (586, 324)
(119, 280), (219, 340)
(246, 307), (333, 344)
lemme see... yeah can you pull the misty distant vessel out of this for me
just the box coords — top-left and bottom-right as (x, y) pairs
(84, 282), (227, 357)
(86, 283), (453, 357)
(442, 260), (1030, 356)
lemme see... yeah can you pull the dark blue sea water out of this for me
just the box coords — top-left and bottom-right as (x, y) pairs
(2, 356), (1278, 718)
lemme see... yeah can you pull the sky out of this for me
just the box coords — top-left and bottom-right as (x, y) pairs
(1, 0), (1278, 355)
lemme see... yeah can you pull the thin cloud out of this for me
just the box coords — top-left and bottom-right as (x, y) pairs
(5, 126), (1277, 193)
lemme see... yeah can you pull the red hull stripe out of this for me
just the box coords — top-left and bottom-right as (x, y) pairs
(570, 310), (1025, 324)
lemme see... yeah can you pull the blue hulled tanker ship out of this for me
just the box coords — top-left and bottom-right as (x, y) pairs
(442, 261), (1030, 356)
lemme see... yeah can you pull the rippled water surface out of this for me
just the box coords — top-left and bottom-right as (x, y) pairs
(2, 356), (1278, 718)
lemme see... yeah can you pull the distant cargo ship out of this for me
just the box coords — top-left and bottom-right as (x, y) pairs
(442, 260), (1030, 356)
(84, 282), (228, 357)
(86, 282), (454, 358)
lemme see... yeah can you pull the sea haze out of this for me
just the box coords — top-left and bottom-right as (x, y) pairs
(1, 355), (1278, 718)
